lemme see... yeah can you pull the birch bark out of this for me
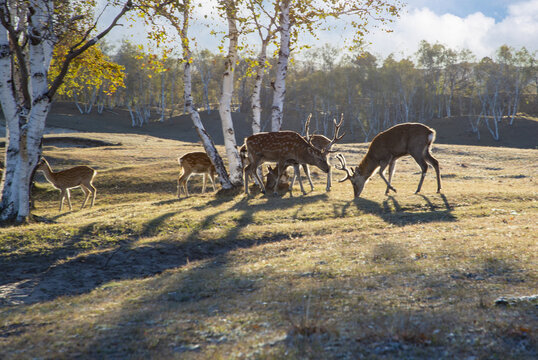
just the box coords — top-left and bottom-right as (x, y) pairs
(0, 20), (20, 219)
(218, 0), (243, 185)
(181, 1), (233, 189)
(270, 0), (291, 131)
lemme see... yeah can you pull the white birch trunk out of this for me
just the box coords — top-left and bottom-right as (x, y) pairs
(0, 0), (53, 222)
(73, 92), (84, 114)
(270, 0), (291, 131)
(160, 72), (165, 122)
(0, 23), (20, 219)
(184, 59), (232, 189)
(180, 2), (232, 189)
(218, 0), (243, 186)
(251, 43), (268, 134)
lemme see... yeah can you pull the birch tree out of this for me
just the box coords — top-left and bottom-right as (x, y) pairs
(270, 0), (291, 131)
(0, 0), (133, 223)
(217, 0), (243, 186)
(139, 0), (234, 189)
(245, 0), (279, 135)
(194, 50), (214, 113)
(269, 0), (401, 131)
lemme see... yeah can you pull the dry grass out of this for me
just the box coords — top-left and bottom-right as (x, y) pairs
(0, 132), (537, 359)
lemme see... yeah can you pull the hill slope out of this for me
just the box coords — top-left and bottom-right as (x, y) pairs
(5, 101), (534, 148)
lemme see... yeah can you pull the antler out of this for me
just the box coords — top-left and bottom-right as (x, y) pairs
(334, 153), (354, 182)
(303, 113), (312, 142)
(324, 113), (345, 153)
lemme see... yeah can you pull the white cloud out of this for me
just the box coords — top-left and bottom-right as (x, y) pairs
(96, 0), (538, 60)
(364, 0), (538, 59)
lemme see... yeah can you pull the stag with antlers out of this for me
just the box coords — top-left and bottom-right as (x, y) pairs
(296, 113), (344, 192)
(243, 119), (344, 196)
(335, 123), (442, 197)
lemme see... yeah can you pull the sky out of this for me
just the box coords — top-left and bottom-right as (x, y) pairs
(98, 0), (538, 60)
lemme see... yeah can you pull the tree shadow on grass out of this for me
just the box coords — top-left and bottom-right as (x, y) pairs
(0, 192), (325, 306)
(72, 244), (535, 359)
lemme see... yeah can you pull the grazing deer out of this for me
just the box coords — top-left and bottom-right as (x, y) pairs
(177, 151), (217, 197)
(36, 157), (97, 212)
(264, 165), (291, 193)
(243, 120), (344, 195)
(335, 123), (442, 198)
(292, 114), (343, 192)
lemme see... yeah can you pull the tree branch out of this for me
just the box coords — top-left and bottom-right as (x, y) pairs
(46, 0), (133, 99)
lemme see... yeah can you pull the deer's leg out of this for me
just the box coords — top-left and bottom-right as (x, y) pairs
(273, 162), (285, 195)
(385, 159), (398, 195)
(210, 171), (217, 191)
(178, 172), (191, 197)
(245, 161), (265, 195)
(286, 164), (298, 196)
(255, 167), (263, 188)
(326, 164), (332, 192)
(293, 164), (306, 195)
(378, 159), (397, 194)
(59, 189), (66, 212)
(253, 163), (266, 194)
(412, 154), (429, 194)
(177, 170), (187, 198)
(81, 185), (90, 209)
(302, 163), (314, 192)
(89, 183), (97, 208)
(425, 151), (442, 193)
(202, 174), (207, 193)
(66, 188), (73, 211)
(184, 174), (192, 197)
(244, 163), (250, 194)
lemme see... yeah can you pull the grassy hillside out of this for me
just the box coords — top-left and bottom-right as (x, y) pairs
(22, 101), (538, 148)
(0, 132), (536, 359)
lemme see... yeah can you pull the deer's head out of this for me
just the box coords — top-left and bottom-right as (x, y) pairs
(335, 153), (367, 197)
(265, 165), (290, 192)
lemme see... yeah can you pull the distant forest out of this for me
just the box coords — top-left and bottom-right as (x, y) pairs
(58, 40), (537, 142)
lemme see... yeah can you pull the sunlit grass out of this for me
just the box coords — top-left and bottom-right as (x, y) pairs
(0, 133), (536, 359)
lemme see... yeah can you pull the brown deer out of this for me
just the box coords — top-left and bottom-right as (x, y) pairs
(293, 113), (343, 192)
(243, 120), (344, 195)
(335, 123), (442, 198)
(36, 157), (97, 211)
(177, 151), (217, 197)
(264, 165), (291, 193)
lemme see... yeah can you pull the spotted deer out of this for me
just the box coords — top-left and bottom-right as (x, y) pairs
(335, 123), (442, 198)
(243, 120), (344, 195)
(264, 165), (291, 193)
(293, 113), (343, 192)
(36, 157), (97, 211)
(177, 151), (217, 197)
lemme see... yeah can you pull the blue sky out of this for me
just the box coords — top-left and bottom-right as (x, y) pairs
(405, 0), (512, 21)
(99, 0), (538, 60)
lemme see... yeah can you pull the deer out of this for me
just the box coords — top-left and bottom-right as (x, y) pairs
(36, 157), (97, 212)
(334, 122), (442, 198)
(264, 165), (291, 193)
(291, 113), (343, 192)
(243, 119), (344, 196)
(177, 151), (217, 197)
